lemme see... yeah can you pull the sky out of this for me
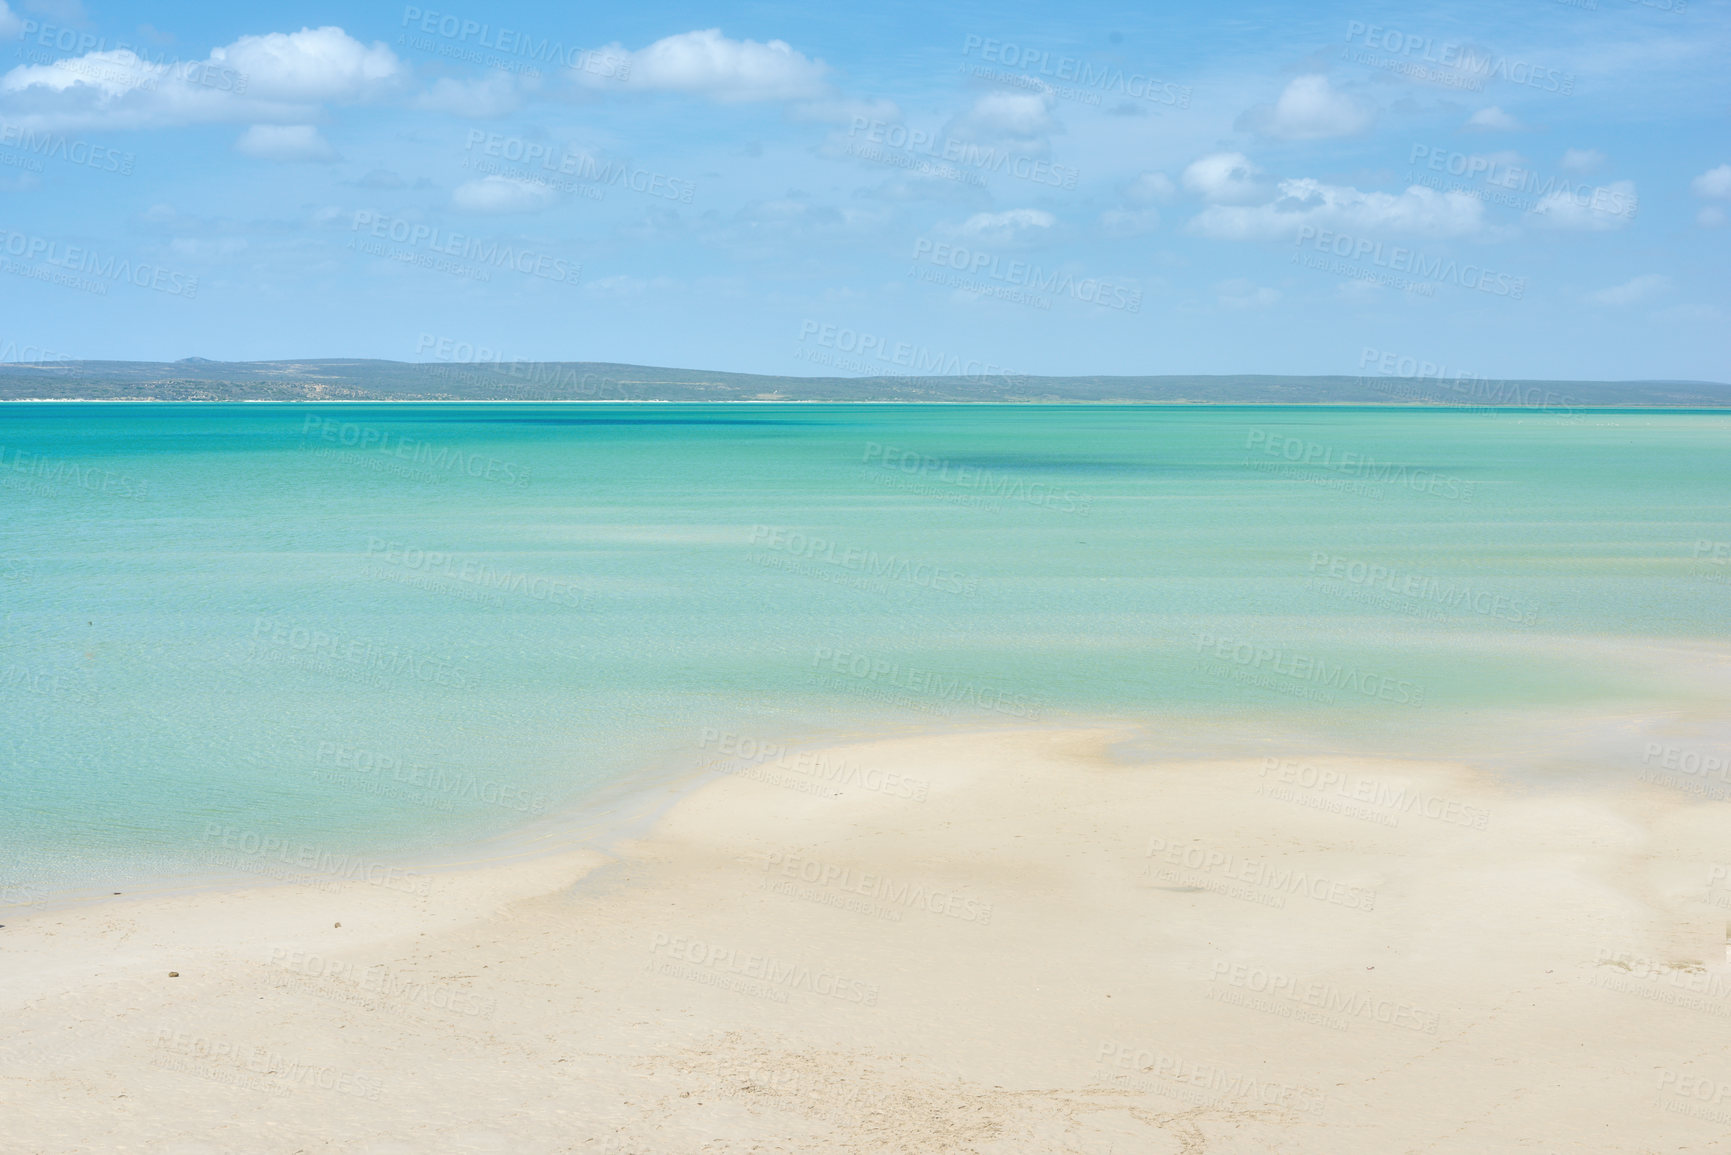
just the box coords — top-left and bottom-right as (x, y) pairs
(0, 0), (1726, 381)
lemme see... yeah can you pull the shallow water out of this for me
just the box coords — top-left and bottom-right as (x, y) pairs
(3, 403), (1728, 900)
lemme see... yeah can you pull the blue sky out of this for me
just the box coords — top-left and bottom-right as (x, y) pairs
(0, 0), (1725, 380)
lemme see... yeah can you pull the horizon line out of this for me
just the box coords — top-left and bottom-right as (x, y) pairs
(0, 357), (1726, 388)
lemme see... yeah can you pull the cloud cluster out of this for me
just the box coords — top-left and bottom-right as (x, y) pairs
(1528, 179), (1637, 230)
(1182, 153), (1269, 205)
(0, 25), (403, 130)
(1188, 176), (1484, 241)
(950, 208), (1055, 246)
(1178, 143), (1644, 242)
(452, 175), (559, 213)
(1465, 106), (1521, 131)
(1693, 164), (1731, 199)
(211, 26), (400, 102)
(1693, 163), (1731, 227)
(585, 29), (830, 102)
(938, 90), (1057, 157)
(952, 91), (1053, 139)
(1238, 75), (1371, 140)
(0, 22), (833, 132)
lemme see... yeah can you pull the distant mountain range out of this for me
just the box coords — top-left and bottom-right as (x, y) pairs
(1, 358), (1727, 406)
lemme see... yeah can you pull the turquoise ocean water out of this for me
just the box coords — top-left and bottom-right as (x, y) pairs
(3, 404), (1728, 902)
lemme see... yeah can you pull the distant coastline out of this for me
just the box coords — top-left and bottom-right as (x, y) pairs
(2, 359), (1727, 406)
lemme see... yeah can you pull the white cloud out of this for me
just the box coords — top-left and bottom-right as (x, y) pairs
(935, 90), (1058, 158)
(2, 49), (171, 100)
(1238, 75), (1371, 140)
(210, 26), (400, 102)
(235, 123), (336, 161)
(1528, 180), (1637, 230)
(0, 25), (402, 129)
(1560, 148), (1604, 173)
(951, 208), (1056, 246)
(1187, 178), (1484, 241)
(414, 74), (523, 118)
(602, 29), (828, 102)
(1182, 152), (1267, 204)
(1588, 274), (1668, 306)
(1217, 279), (1281, 309)
(1691, 164), (1731, 199)
(452, 175), (558, 213)
(954, 90), (1053, 139)
(0, 2), (21, 39)
(1465, 106), (1521, 131)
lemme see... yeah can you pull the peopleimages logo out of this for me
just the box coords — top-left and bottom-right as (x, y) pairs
(959, 35), (1191, 107)
(796, 321), (1018, 381)
(649, 933), (880, 1006)
(364, 537), (587, 607)
(462, 132), (694, 203)
(248, 616), (480, 691)
(415, 333), (632, 400)
(762, 850), (994, 924)
(1206, 959), (1442, 1034)
(1308, 552), (1541, 626)
(349, 211), (580, 286)
(399, 6), (631, 77)
(750, 524), (979, 596)
(1144, 835), (1377, 912)
(1094, 1042), (1327, 1114)
(1356, 346), (1580, 415)
(910, 239), (1141, 312)
(1193, 630), (1426, 706)
(10, 21), (250, 94)
(846, 118), (1079, 189)
(0, 118), (134, 175)
(300, 415), (533, 486)
(1343, 21), (1575, 94)
(1408, 146), (1637, 219)
(1293, 226), (1525, 299)
(0, 229), (199, 297)
(1245, 430), (1476, 502)
(200, 823), (433, 896)
(0, 443), (149, 498)
(863, 441), (1092, 514)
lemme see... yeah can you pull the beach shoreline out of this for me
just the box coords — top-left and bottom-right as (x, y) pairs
(0, 712), (1080, 921)
(5, 718), (1728, 1152)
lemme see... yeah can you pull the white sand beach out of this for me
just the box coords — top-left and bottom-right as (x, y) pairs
(3, 724), (1728, 1153)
